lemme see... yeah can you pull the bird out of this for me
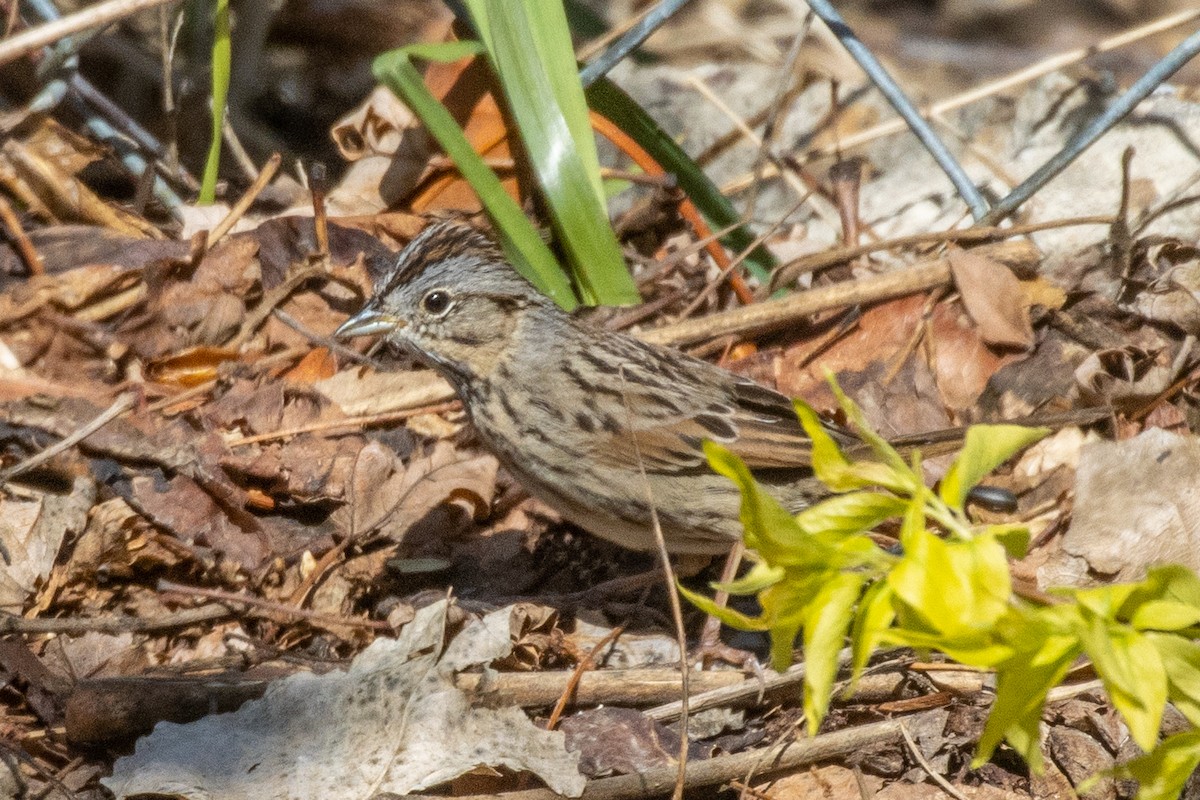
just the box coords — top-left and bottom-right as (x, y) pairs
(334, 220), (857, 556)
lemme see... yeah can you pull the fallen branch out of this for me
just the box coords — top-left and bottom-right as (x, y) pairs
(644, 240), (1038, 348)
(0, 603), (230, 635)
(405, 709), (940, 800)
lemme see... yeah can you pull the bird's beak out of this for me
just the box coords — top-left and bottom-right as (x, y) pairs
(334, 308), (407, 339)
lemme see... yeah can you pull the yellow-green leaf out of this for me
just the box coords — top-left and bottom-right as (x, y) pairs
(974, 631), (1080, 769)
(794, 399), (917, 495)
(704, 440), (806, 563)
(989, 523), (1032, 559)
(803, 572), (867, 734)
(1125, 565), (1200, 631)
(939, 425), (1049, 510)
(676, 582), (768, 631)
(715, 560), (785, 595)
(850, 580), (896, 685)
(827, 377), (910, 475)
(1110, 732), (1200, 800)
(1080, 615), (1166, 751)
(888, 528), (1011, 639)
(1146, 632), (1200, 728)
(795, 491), (908, 538)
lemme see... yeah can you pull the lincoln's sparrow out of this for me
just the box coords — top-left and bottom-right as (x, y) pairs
(336, 222), (846, 555)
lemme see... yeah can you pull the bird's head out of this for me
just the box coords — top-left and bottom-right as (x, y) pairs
(336, 222), (553, 387)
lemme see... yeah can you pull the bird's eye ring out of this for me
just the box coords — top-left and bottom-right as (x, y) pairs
(421, 289), (452, 316)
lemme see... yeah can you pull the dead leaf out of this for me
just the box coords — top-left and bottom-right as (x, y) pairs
(1074, 346), (1171, 410)
(103, 600), (586, 799)
(316, 366), (454, 416)
(758, 765), (874, 800)
(329, 441), (497, 543)
(1124, 256), (1200, 334)
(131, 473), (269, 570)
(282, 347), (338, 384)
(927, 301), (1014, 411)
(0, 476), (95, 611)
(146, 346), (241, 387)
(1045, 428), (1200, 584)
(558, 707), (680, 778)
(949, 248), (1034, 350)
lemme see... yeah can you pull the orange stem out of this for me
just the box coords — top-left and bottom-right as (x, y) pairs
(590, 110), (755, 306)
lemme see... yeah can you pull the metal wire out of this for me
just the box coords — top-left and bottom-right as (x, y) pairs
(579, 0), (694, 87)
(983, 24), (1200, 224)
(802, 0), (990, 220)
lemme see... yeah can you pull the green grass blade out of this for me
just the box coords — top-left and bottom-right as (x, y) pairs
(198, 0), (230, 204)
(373, 42), (579, 310)
(473, 0), (639, 306)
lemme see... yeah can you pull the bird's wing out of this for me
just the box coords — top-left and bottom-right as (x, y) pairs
(580, 341), (837, 473)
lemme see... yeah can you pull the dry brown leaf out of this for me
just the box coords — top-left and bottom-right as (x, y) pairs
(130, 473), (269, 570)
(558, 707), (678, 778)
(875, 782), (1026, 799)
(1073, 346), (1171, 410)
(146, 346), (242, 387)
(776, 294), (928, 406)
(0, 475), (96, 611)
(316, 366), (454, 416)
(927, 301), (1015, 411)
(1124, 256), (1200, 334)
(330, 440), (498, 543)
(759, 765), (876, 800)
(948, 248), (1034, 350)
(282, 348), (338, 384)
(343, 441), (407, 535)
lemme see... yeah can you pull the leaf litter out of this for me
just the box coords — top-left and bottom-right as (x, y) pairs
(3, 3), (1200, 799)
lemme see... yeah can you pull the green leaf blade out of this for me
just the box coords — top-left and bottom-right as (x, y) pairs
(481, 2), (639, 305)
(372, 44), (580, 309)
(803, 572), (867, 734)
(939, 425), (1049, 510)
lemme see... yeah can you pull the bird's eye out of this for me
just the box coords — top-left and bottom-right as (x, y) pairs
(421, 289), (452, 316)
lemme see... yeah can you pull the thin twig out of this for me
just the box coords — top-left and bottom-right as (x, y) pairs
(0, 0), (180, 66)
(226, 400), (461, 447)
(307, 161), (330, 258)
(685, 72), (824, 229)
(208, 152), (282, 247)
(646, 252), (955, 347)
(770, 214), (1115, 289)
(983, 25), (1200, 224)
(618, 367), (688, 800)
(545, 625), (625, 731)
(811, 8), (1200, 164)
(678, 189), (814, 320)
(0, 194), (42, 275)
(1, 392), (135, 481)
(226, 264), (327, 350)
(404, 710), (938, 800)
(899, 720), (970, 800)
(745, 13), (812, 226)
(271, 308), (376, 364)
(721, 7), (1200, 196)
(221, 114), (261, 183)
(157, 580), (392, 631)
